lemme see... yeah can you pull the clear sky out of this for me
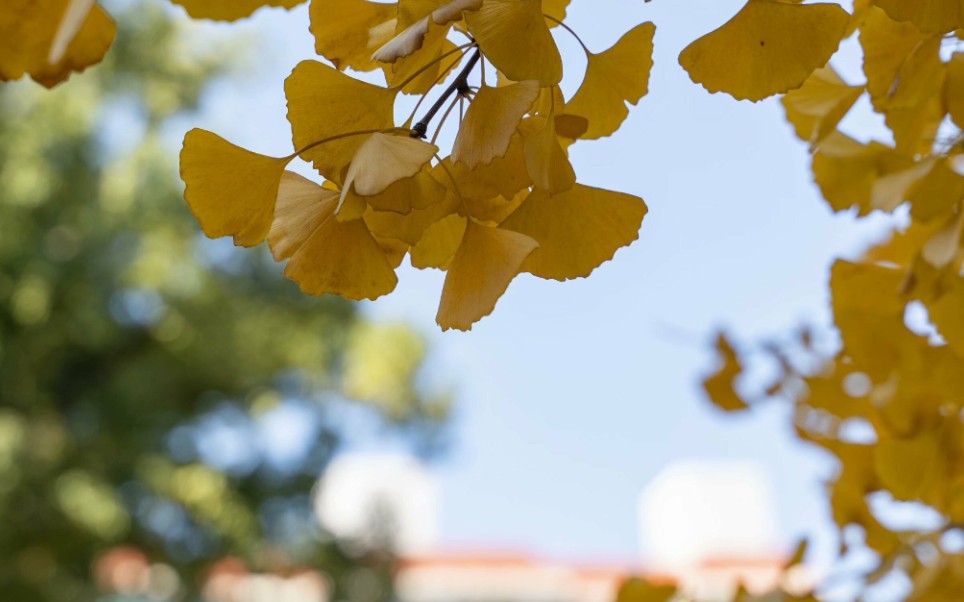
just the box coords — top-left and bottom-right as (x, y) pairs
(179, 0), (895, 570)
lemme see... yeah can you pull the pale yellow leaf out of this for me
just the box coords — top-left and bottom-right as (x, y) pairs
(679, 0), (849, 101)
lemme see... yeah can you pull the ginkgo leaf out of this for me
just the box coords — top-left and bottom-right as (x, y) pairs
(348, 168), (446, 216)
(885, 95), (944, 156)
(873, 0), (964, 34)
(440, 138), (532, 202)
(463, 189), (527, 224)
(947, 53), (964, 129)
(520, 116), (576, 193)
(411, 213), (468, 269)
(285, 61), (399, 184)
(436, 221), (538, 331)
(0, 0), (116, 88)
(543, 0), (569, 23)
(271, 176), (399, 300)
(812, 132), (909, 214)
(782, 66), (863, 148)
(170, 0), (304, 21)
(927, 279), (964, 358)
(907, 158), (964, 221)
(874, 431), (943, 500)
(365, 190), (459, 245)
(372, 0), (482, 63)
(388, 26), (459, 94)
(679, 0), (849, 101)
(340, 133), (439, 213)
(180, 129), (292, 247)
(501, 184), (647, 281)
(49, 0), (95, 64)
(464, 0), (563, 86)
(452, 81), (540, 168)
(268, 171), (340, 261)
(565, 22), (656, 139)
(310, 0), (395, 72)
(921, 211), (964, 268)
(860, 6), (929, 111)
(702, 333), (750, 412)
(888, 36), (944, 110)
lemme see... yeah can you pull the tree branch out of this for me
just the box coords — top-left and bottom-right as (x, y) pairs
(411, 48), (481, 139)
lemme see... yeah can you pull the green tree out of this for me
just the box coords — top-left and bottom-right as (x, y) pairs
(0, 5), (447, 601)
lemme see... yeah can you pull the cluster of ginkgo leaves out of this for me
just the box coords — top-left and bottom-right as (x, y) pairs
(177, 0), (658, 331)
(692, 1), (964, 601)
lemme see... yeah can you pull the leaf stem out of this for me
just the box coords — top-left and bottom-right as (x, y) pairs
(412, 48), (481, 139)
(404, 50), (471, 128)
(392, 42), (476, 92)
(543, 14), (590, 55)
(431, 95), (462, 145)
(290, 127), (411, 159)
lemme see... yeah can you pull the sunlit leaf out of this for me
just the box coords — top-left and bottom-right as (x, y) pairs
(436, 222), (538, 330)
(679, 0), (849, 101)
(566, 22), (656, 139)
(464, 0), (563, 86)
(0, 0), (116, 88)
(180, 129), (291, 247)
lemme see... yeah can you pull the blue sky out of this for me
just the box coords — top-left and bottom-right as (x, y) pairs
(180, 0), (896, 570)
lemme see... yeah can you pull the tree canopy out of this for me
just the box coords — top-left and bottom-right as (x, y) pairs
(4, 0), (964, 601)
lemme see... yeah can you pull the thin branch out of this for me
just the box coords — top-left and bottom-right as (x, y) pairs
(412, 48), (481, 139)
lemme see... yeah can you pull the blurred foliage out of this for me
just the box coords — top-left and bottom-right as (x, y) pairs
(0, 4), (448, 601)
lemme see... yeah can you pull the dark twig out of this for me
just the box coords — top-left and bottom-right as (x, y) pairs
(412, 48), (481, 139)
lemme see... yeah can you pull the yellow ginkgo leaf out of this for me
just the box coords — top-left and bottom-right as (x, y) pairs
(285, 215), (399, 301)
(439, 138), (532, 202)
(341, 133), (439, 214)
(268, 171), (340, 261)
(270, 175), (399, 300)
(885, 95), (944, 156)
(520, 116), (576, 194)
(170, 0), (304, 21)
(781, 66), (863, 148)
(927, 279), (964, 358)
(464, 0), (563, 86)
(543, 0), (569, 23)
(180, 129), (292, 247)
(921, 211), (964, 268)
(873, 0), (964, 34)
(285, 61), (399, 184)
(0, 0), (116, 88)
(860, 6), (929, 111)
(372, 0), (482, 63)
(411, 213), (468, 269)
(874, 431), (943, 500)
(702, 333), (750, 412)
(388, 25), (459, 95)
(679, 0), (849, 101)
(565, 22), (656, 139)
(349, 168), (446, 216)
(310, 0), (396, 72)
(463, 190), (527, 224)
(811, 132), (909, 214)
(888, 36), (944, 110)
(365, 190), (459, 245)
(49, 0), (95, 64)
(947, 53), (964, 129)
(907, 158), (964, 221)
(436, 222), (538, 331)
(452, 81), (540, 168)
(501, 184), (647, 281)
